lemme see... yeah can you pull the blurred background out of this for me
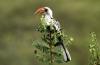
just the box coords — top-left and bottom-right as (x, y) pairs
(0, 0), (100, 65)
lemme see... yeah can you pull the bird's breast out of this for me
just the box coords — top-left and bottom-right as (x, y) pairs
(42, 15), (53, 26)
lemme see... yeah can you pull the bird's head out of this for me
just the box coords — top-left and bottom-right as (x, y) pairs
(34, 7), (53, 18)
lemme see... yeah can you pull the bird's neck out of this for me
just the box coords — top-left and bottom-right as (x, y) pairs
(41, 14), (53, 25)
(42, 14), (53, 22)
(44, 13), (53, 19)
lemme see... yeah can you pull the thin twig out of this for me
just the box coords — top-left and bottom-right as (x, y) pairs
(49, 31), (53, 64)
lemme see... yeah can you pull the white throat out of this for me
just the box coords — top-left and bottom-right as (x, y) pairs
(42, 14), (52, 25)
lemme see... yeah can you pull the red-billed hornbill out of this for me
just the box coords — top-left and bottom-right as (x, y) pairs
(35, 7), (71, 62)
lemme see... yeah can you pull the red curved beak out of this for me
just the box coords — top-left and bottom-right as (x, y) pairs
(34, 7), (45, 15)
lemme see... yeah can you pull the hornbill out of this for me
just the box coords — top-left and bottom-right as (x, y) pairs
(34, 7), (71, 62)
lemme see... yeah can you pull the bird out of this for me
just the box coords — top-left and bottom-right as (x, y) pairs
(34, 6), (71, 62)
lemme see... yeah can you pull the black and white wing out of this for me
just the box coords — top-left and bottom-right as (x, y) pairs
(53, 19), (61, 32)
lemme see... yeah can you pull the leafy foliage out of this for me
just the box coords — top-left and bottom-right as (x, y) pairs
(89, 32), (100, 65)
(32, 22), (73, 64)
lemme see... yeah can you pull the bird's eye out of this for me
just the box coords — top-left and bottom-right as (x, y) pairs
(45, 9), (48, 12)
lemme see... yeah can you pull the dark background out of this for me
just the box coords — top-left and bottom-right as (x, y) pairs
(0, 0), (100, 65)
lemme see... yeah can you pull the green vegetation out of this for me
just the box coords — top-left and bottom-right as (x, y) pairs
(32, 23), (73, 65)
(89, 32), (100, 65)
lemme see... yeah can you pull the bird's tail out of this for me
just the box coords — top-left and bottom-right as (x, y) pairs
(55, 35), (71, 62)
(60, 42), (71, 62)
(55, 41), (71, 62)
